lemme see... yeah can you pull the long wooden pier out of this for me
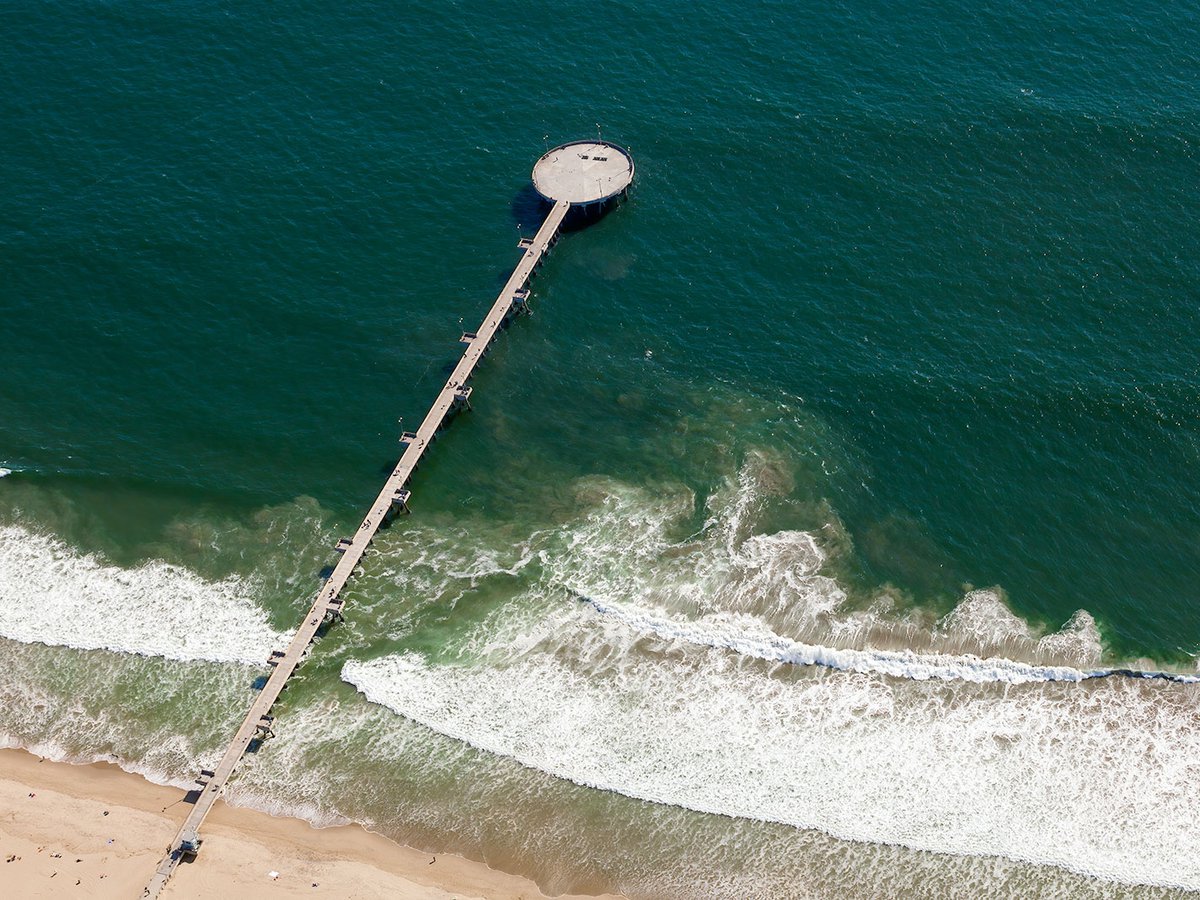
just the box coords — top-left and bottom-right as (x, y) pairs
(143, 197), (572, 898)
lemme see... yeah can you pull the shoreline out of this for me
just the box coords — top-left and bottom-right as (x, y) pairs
(0, 747), (627, 899)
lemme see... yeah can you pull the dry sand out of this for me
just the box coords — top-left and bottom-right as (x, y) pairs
(0, 748), (625, 900)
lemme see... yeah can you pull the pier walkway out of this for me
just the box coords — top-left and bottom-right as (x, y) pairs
(143, 197), (572, 898)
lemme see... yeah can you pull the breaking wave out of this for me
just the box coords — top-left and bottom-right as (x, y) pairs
(344, 458), (1200, 891)
(576, 593), (1200, 684)
(0, 524), (288, 664)
(343, 628), (1200, 893)
(528, 459), (1197, 684)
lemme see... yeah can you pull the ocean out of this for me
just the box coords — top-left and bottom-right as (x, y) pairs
(1, 1), (1198, 896)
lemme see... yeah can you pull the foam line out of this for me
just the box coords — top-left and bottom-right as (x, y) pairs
(342, 644), (1200, 893)
(575, 594), (1200, 685)
(0, 525), (288, 664)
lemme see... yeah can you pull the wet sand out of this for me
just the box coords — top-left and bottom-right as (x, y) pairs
(0, 748), (625, 900)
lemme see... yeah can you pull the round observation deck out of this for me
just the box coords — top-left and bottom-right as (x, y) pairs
(532, 140), (635, 207)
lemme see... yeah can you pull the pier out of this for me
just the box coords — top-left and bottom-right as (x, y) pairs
(144, 141), (632, 898)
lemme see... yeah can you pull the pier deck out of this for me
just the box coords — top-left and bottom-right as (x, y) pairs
(143, 197), (572, 898)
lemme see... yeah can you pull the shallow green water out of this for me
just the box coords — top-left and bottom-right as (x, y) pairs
(2, 2), (1199, 897)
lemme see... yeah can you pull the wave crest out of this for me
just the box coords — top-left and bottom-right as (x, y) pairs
(342, 639), (1200, 892)
(0, 525), (287, 664)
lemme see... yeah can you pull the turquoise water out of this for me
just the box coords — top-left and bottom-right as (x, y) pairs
(2, 2), (1199, 897)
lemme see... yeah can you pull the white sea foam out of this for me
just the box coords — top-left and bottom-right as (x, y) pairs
(0, 525), (289, 664)
(343, 457), (1200, 890)
(578, 596), (1102, 683)
(0, 636), (261, 788)
(542, 468), (852, 643)
(578, 593), (1198, 684)
(343, 629), (1200, 892)
(531, 467), (1199, 685)
(937, 589), (1038, 646)
(0, 733), (198, 791)
(0, 468), (12, 478)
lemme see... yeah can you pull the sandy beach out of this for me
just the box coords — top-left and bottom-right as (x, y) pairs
(0, 748), (625, 900)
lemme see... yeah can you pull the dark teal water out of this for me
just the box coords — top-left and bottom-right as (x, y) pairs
(2, 3), (1199, 897)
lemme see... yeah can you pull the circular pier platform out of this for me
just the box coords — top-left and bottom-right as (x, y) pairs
(532, 140), (635, 207)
